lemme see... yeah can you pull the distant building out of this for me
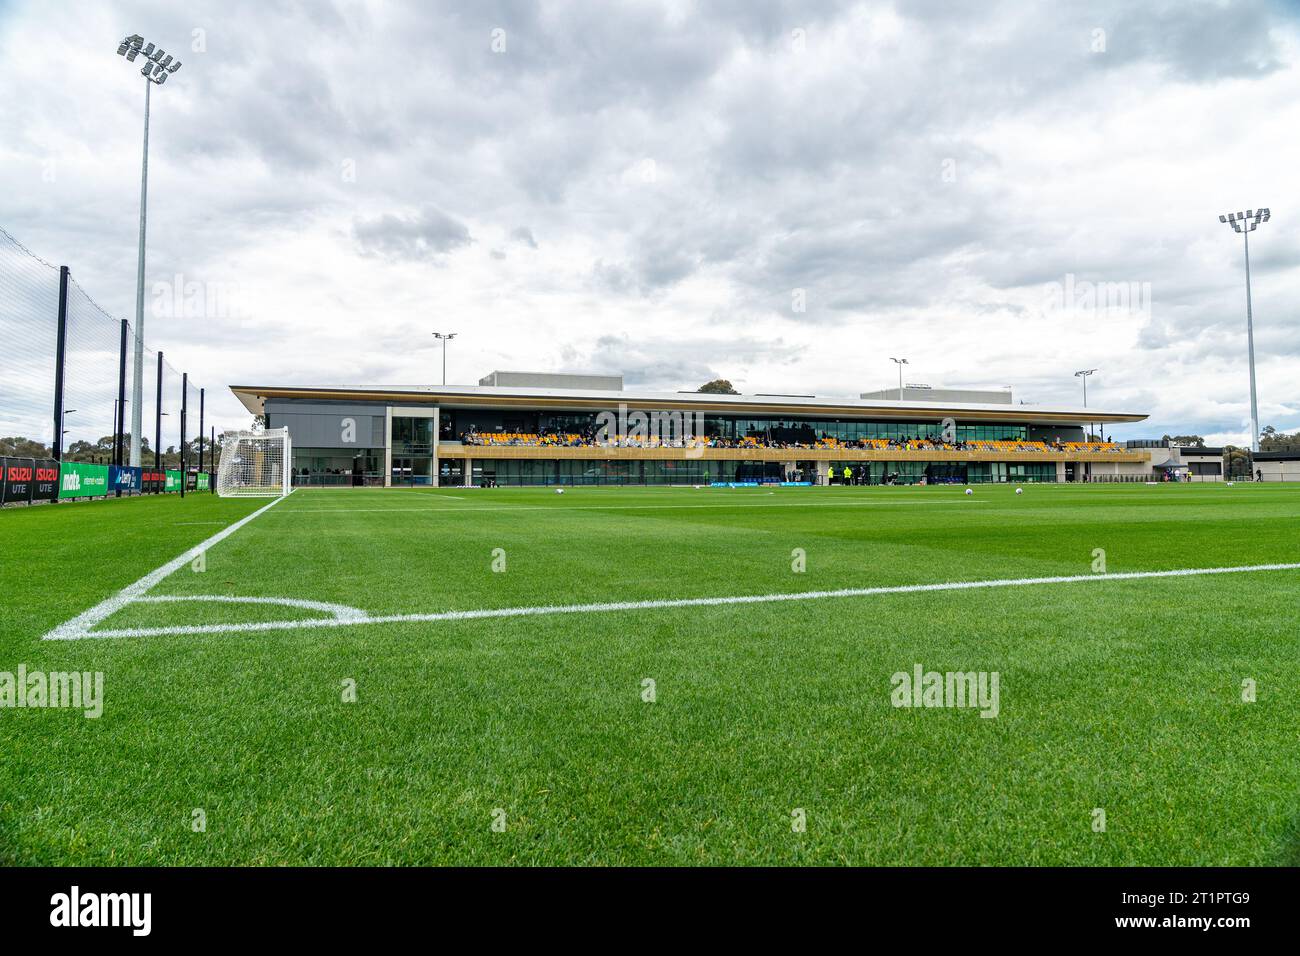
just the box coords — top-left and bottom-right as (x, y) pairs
(231, 370), (1159, 487)
(1254, 450), (1300, 482)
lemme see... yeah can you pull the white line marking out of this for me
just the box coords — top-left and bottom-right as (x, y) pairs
(274, 499), (990, 515)
(55, 561), (1300, 640)
(41, 495), (289, 641)
(134, 594), (370, 622)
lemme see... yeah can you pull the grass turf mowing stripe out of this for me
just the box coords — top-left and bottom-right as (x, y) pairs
(59, 560), (1300, 640)
(41, 495), (289, 641)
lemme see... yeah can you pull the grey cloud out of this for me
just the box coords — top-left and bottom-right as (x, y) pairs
(352, 206), (473, 260)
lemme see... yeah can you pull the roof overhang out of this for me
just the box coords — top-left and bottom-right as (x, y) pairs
(229, 384), (1148, 426)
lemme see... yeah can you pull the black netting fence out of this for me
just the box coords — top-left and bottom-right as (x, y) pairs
(64, 278), (128, 462)
(0, 228), (59, 451)
(0, 224), (218, 497)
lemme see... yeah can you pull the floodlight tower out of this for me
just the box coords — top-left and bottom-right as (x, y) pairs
(116, 34), (182, 468)
(432, 332), (458, 386)
(1074, 368), (1097, 442)
(1218, 208), (1270, 453)
(889, 357), (909, 400)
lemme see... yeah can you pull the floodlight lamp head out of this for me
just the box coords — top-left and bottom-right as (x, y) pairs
(118, 34), (143, 61)
(1219, 215), (1227, 223)
(1261, 208), (1271, 221)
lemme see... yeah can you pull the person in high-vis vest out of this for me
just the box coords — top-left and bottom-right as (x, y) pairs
(843, 466), (852, 485)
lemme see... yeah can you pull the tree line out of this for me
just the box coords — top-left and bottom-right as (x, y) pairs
(0, 433), (226, 471)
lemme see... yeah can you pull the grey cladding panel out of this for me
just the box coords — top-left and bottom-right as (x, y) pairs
(277, 411), (387, 449)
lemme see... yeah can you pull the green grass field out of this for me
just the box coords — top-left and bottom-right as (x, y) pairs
(3, 482), (1299, 865)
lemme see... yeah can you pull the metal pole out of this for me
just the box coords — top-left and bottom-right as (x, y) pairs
(210, 425), (216, 493)
(1243, 228), (1260, 454)
(130, 77), (151, 468)
(180, 372), (187, 498)
(155, 351), (163, 471)
(442, 338), (447, 385)
(115, 319), (128, 471)
(52, 266), (69, 460)
(1076, 374), (1086, 447)
(198, 387), (204, 474)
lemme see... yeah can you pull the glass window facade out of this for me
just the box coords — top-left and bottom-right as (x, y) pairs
(471, 459), (813, 486)
(440, 409), (1030, 443)
(391, 417), (434, 485)
(392, 417), (433, 455)
(293, 447), (383, 486)
(461, 457), (1062, 487)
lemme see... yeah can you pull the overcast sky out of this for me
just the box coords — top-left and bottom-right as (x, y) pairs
(2, 0), (1298, 443)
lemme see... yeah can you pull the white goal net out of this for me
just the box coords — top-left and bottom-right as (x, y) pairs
(216, 427), (292, 498)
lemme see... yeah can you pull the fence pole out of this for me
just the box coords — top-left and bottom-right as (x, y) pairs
(115, 318), (128, 476)
(180, 372), (187, 499)
(198, 387), (205, 474)
(210, 425), (216, 493)
(155, 351), (163, 473)
(52, 266), (70, 461)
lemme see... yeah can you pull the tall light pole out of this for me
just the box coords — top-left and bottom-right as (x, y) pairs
(889, 357), (908, 401)
(1074, 369), (1097, 442)
(116, 34), (182, 468)
(432, 332), (457, 386)
(1219, 208), (1270, 453)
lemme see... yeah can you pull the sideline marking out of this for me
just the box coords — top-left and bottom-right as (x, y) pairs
(275, 499), (991, 515)
(53, 561), (1300, 640)
(42, 495), (289, 640)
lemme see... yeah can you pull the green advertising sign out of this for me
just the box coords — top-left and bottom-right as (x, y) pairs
(196, 472), (211, 491)
(164, 470), (182, 492)
(58, 461), (110, 499)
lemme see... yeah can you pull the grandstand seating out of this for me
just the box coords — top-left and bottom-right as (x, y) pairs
(460, 432), (1126, 454)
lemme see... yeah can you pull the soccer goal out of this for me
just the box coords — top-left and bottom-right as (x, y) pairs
(216, 427), (293, 497)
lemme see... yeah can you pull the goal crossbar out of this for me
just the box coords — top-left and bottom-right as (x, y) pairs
(216, 427), (292, 498)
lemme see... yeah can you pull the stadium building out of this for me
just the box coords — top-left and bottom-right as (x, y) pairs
(228, 371), (1194, 487)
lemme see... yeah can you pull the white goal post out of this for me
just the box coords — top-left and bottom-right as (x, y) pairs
(216, 427), (293, 498)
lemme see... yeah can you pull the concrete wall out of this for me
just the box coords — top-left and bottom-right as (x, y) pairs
(858, 386), (1013, 404)
(477, 370), (624, 391)
(1091, 460), (1152, 476)
(1258, 460), (1300, 481)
